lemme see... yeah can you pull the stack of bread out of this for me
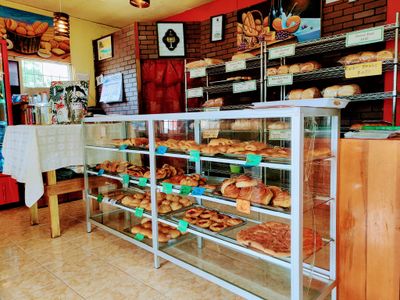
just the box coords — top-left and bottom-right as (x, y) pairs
(339, 50), (394, 65)
(220, 175), (291, 208)
(321, 84), (361, 98)
(182, 207), (243, 232)
(163, 174), (217, 191)
(111, 137), (149, 148)
(268, 61), (321, 76)
(131, 218), (182, 243)
(288, 87), (321, 100)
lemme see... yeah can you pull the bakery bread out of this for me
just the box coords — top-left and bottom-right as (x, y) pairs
(301, 87), (321, 99)
(236, 221), (323, 257)
(288, 89), (303, 100)
(289, 64), (301, 74)
(277, 65), (289, 75)
(235, 175), (258, 188)
(341, 54), (361, 65)
(204, 58), (224, 65)
(321, 85), (340, 98)
(186, 60), (207, 69)
(202, 97), (224, 108)
(267, 67), (278, 76)
(232, 52), (255, 61)
(268, 121), (290, 130)
(337, 84), (361, 97)
(272, 191), (291, 208)
(376, 50), (394, 61)
(231, 119), (260, 131)
(359, 51), (377, 63)
(300, 61), (321, 73)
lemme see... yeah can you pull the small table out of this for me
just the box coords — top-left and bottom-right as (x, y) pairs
(2, 125), (84, 238)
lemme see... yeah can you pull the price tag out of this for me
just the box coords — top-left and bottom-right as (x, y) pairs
(346, 26), (384, 47)
(138, 177), (148, 187)
(267, 74), (293, 87)
(119, 144), (128, 150)
(192, 186), (205, 196)
(156, 146), (168, 154)
(269, 129), (291, 140)
(135, 207), (144, 218)
(202, 129), (220, 139)
(180, 185), (192, 196)
(122, 174), (130, 186)
(162, 182), (173, 194)
(230, 165), (242, 174)
(134, 233), (145, 241)
(225, 60), (246, 73)
(190, 67), (206, 78)
(233, 80), (257, 94)
(345, 61), (382, 78)
(177, 220), (189, 233)
(245, 154), (262, 167)
(97, 194), (104, 203)
(269, 44), (296, 60)
(236, 199), (251, 214)
(189, 150), (200, 162)
(187, 87), (204, 98)
(97, 169), (105, 176)
(204, 107), (220, 112)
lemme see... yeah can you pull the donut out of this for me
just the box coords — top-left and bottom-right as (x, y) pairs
(185, 208), (203, 218)
(209, 222), (227, 232)
(183, 216), (198, 224)
(210, 214), (229, 223)
(199, 210), (218, 219)
(196, 219), (212, 228)
(226, 218), (243, 227)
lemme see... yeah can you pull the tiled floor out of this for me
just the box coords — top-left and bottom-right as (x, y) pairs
(0, 200), (240, 300)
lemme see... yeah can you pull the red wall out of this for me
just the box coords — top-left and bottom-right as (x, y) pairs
(163, 0), (265, 22)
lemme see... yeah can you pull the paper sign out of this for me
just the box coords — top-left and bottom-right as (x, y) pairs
(267, 74), (293, 87)
(122, 174), (130, 186)
(135, 207), (144, 218)
(233, 80), (257, 94)
(190, 67), (206, 78)
(156, 146), (168, 154)
(178, 220), (189, 233)
(269, 44), (296, 60)
(97, 194), (104, 203)
(345, 61), (382, 78)
(204, 107), (220, 112)
(162, 183), (173, 194)
(134, 233), (145, 241)
(119, 144), (128, 150)
(180, 185), (192, 196)
(269, 129), (291, 140)
(138, 177), (148, 187)
(236, 199), (251, 214)
(225, 60), (246, 73)
(245, 154), (262, 167)
(189, 150), (201, 162)
(202, 129), (220, 139)
(346, 26), (384, 47)
(192, 187), (205, 196)
(187, 87), (204, 98)
(97, 169), (105, 176)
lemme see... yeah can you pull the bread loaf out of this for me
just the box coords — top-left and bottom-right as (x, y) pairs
(232, 53), (255, 61)
(267, 67), (278, 76)
(376, 50), (394, 61)
(204, 58), (224, 65)
(359, 51), (377, 63)
(300, 61), (321, 73)
(337, 84), (361, 97)
(340, 54), (361, 66)
(301, 87), (321, 99)
(186, 60), (207, 69)
(277, 65), (289, 75)
(289, 64), (301, 74)
(322, 85), (340, 98)
(288, 89), (303, 100)
(268, 121), (290, 130)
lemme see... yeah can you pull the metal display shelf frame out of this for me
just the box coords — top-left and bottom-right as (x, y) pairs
(83, 106), (339, 300)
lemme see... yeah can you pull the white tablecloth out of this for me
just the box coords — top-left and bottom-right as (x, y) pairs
(2, 125), (84, 207)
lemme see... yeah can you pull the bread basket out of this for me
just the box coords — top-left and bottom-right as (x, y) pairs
(7, 30), (41, 54)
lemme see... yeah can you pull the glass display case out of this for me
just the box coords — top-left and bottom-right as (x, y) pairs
(83, 107), (339, 300)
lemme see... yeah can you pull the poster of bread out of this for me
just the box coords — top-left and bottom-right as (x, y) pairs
(237, 0), (321, 52)
(0, 6), (70, 62)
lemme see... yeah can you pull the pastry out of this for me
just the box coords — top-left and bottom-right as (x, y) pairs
(289, 64), (301, 74)
(196, 219), (212, 228)
(251, 183), (274, 205)
(301, 87), (321, 99)
(272, 191), (291, 208)
(341, 54), (361, 65)
(209, 222), (227, 232)
(226, 218), (243, 227)
(359, 51), (377, 63)
(376, 50), (394, 61)
(300, 61), (321, 73)
(267, 186), (282, 198)
(288, 89), (303, 100)
(199, 210), (217, 219)
(321, 85), (340, 98)
(337, 84), (361, 97)
(236, 221), (323, 257)
(170, 202), (183, 211)
(267, 67), (278, 76)
(210, 214), (229, 223)
(159, 204), (172, 214)
(277, 65), (289, 75)
(202, 97), (224, 108)
(183, 216), (198, 224)
(185, 208), (204, 218)
(168, 229), (181, 239)
(221, 178), (240, 198)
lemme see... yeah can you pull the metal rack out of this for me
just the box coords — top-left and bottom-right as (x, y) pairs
(83, 107), (339, 300)
(184, 14), (400, 124)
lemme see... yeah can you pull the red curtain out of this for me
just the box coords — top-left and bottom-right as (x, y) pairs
(141, 60), (185, 114)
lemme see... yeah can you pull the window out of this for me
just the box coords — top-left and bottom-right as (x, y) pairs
(21, 60), (72, 88)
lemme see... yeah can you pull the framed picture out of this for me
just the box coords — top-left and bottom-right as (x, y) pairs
(97, 35), (113, 61)
(211, 15), (225, 42)
(157, 22), (185, 57)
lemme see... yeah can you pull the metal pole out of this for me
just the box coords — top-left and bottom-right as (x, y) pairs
(194, 119), (203, 249)
(392, 12), (399, 125)
(82, 120), (91, 233)
(260, 41), (264, 103)
(184, 59), (188, 112)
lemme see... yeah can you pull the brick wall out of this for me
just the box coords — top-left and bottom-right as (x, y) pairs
(94, 24), (139, 115)
(138, 22), (201, 60)
(323, 0), (387, 36)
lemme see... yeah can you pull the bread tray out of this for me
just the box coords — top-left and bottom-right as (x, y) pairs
(252, 98), (349, 109)
(162, 174), (224, 193)
(170, 204), (247, 235)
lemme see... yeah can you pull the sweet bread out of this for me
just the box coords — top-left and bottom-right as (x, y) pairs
(196, 219), (212, 228)
(199, 210), (217, 219)
(272, 191), (291, 208)
(170, 202), (183, 211)
(288, 89), (303, 100)
(159, 204), (172, 214)
(277, 65), (289, 75)
(289, 64), (301, 74)
(209, 222), (227, 232)
(322, 85), (340, 98)
(235, 175), (258, 188)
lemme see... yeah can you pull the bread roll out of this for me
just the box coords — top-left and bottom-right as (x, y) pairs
(288, 89), (303, 100)
(337, 84), (361, 97)
(300, 61), (321, 73)
(359, 51), (377, 63)
(322, 85), (341, 98)
(376, 50), (394, 61)
(289, 64), (301, 74)
(232, 53), (255, 61)
(277, 65), (289, 75)
(301, 87), (321, 99)
(267, 67), (278, 76)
